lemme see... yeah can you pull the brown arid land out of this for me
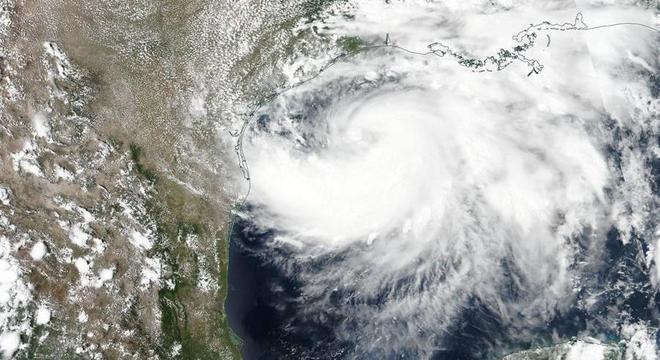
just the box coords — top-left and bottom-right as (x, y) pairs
(0, 0), (333, 358)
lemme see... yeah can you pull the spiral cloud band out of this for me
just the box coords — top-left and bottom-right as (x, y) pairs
(234, 1), (659, 357)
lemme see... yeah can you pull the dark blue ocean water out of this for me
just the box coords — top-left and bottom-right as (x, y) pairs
(226, 210), (659, 359)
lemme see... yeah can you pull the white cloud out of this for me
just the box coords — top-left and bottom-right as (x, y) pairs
(622, 324), (658, 360)
(29, 242), (47, 261)
(68, 223), (90, 248)
(234, 0), (659, 356)
(74, 258), (90, 276)
(0, 187), (9, 206)
(11, 141), (43, 177)
(77, 311), (88, 324)
(129, 230), (153, 251)
(35, 307), (51, 325)
(31, 112), (50, 139)
(566, 341), (606, 360)
(0, 331), (20, 359)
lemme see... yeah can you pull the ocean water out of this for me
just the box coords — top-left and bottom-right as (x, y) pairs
(226, 211), (659, 359)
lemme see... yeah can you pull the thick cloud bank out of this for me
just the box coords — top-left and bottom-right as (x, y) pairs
(233, 1), (659, 358)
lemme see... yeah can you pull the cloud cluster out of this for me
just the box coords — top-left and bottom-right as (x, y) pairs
(237, 0), (659, 357)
